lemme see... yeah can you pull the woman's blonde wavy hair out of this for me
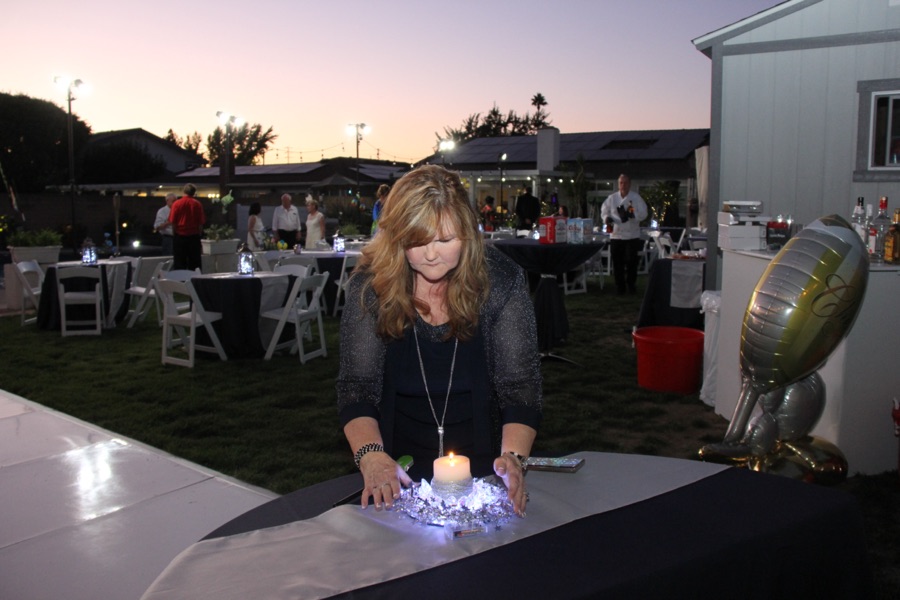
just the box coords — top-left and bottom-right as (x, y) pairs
(356, 164), (488, 341)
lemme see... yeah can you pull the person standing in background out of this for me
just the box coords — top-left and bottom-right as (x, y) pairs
(168, 184), (206, 271)
(154, 193), (175, 255)
(272, 193), (302, 246)
(305, 199), (326, 249)
(247, 202), (265, 250)
(371, 184), (390, 236)
(515, 186), (540, 230)
(600, 174), (648, 294)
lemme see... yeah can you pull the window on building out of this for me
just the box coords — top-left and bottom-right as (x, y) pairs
(870, 92), (900, 168)
(854, 79), (900, 182)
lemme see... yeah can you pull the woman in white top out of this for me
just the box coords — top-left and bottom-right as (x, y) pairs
(305, 200), (326, 249)
(247, 202), (265, 250)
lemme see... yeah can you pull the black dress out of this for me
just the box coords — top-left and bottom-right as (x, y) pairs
(337, 246), (542, 481)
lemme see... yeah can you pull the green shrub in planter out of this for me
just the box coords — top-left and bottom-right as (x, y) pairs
(8, 228), (63, 247)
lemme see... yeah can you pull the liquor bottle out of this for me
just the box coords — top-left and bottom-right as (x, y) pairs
(866, 204), (875, 258)
(851, 197), (867, 245)
(885, 209), (900, 264)
(868, 196), (891, 263)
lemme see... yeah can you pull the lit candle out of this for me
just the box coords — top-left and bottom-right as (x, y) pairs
(432, 452), (471, 483)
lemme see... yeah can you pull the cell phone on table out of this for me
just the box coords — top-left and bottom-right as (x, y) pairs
(525, 456), (585, 473)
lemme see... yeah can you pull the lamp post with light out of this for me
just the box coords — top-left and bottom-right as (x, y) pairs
(346, 123), (370, 203)
(216, 111), (244, 200)
(497, 152), (508, 218)
(439, 139), (456, 166)
(54, 76), (86, 250)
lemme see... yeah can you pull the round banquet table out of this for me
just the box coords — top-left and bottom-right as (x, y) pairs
(142, 452), (872, 600)
(37, 259), (133, 330)
(493, 239), (604, 352)
(190, 272), (289, 359)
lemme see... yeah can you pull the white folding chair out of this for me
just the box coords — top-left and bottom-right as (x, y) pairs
(332, 254), (358, 317)
(261, 272), (330, 363)
(262, 272), (306, 360)
(14, 260), (44, 325)
(57, 266), (103, 336)
(124, 257), (171, 327)
(293, 272), (330, 363)
(273, 263), (309, 280)
(156, 278), (227, 367)
(161, 268), (200, 282)
(638, 238), (656, 274)
(276, 255), (318, 275)
(561, 264), (588, 295)
(256, 250), (284, 271)
(651, 231), (675, 259)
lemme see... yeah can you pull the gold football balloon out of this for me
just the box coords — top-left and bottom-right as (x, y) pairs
(740, 215), (869, 391)
(704, 215), (869, 458)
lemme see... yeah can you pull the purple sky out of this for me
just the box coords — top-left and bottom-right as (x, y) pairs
(2, 0), (782, 164)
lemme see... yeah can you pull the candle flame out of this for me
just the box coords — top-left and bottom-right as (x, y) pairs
(449, 452), (455, 465)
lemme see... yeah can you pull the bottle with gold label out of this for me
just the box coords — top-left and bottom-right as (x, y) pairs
(886, 209), (900, 264)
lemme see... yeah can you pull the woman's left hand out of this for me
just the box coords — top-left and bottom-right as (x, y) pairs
(493, 454), (527, 517)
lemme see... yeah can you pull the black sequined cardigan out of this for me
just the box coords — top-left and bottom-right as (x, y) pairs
(336, 246), (542, 458)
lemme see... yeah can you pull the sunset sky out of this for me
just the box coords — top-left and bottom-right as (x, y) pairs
(3, 0), (782, 165)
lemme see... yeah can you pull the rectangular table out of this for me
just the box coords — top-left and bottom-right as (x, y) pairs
(142, 453), (872, 599)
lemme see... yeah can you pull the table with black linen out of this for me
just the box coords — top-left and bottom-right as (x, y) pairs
(190, 272), (289, 359)
(637, 257), (706, 330)
(143, 452), (872, 600)
(493, 239), (604, 352)
(37, 259), (132, 330)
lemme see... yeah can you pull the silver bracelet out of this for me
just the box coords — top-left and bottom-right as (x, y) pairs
(354, 442), (385, 470)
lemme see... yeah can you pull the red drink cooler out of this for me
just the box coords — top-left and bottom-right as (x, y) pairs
(632, 326), (705, 394)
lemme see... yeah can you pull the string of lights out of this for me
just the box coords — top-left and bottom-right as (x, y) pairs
(265, 138), (422, 165)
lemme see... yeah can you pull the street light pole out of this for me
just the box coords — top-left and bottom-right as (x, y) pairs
(55, 76), (84, 250)
(498, 152), (507, 220)
(216, 111), (243, 201)
(346, 123), (370, 203)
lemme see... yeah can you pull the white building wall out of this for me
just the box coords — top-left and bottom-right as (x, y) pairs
(713, 0), (900, 229)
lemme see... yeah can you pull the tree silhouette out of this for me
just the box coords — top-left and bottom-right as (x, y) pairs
(206, 123), (277, 166)
(165, 129), (202, 155)
(0, 92), (91, 192)
(437, 93), (552, 148)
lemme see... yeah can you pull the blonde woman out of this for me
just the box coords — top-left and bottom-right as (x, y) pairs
(304, 199), (325, 249)
(336, 165), (541, 516)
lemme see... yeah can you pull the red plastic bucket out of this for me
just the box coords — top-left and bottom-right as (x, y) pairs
(632, 326), (704, 394)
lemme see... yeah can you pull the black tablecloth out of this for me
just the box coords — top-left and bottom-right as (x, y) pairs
(191, 275), (291, 359)
(37, 262), (132, 330)
(203, 467), (872, 599)
(312, 255), (345, 311)
(493, 239), (603, 352)
(637, 258), (706, 330)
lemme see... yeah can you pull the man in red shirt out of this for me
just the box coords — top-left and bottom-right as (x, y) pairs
(168, 183), (206, 270)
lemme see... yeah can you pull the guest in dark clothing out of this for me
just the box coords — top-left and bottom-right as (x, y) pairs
(515, 186), (541, 229)
(168, 183), (206, 271)
(336, 165), (541, 517)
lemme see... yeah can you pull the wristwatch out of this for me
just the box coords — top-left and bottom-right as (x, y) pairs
(505, 451), (528, 474)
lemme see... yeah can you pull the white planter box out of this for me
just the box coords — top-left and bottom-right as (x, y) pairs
(8, 245), (62, 265)
(201, 239), (240, 255)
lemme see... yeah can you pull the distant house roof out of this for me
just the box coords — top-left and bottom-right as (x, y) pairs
(87, 128), (206, 174)
(425, 129), (709, 180)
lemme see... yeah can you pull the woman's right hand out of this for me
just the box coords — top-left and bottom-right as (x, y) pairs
(358, 451), (411, 510)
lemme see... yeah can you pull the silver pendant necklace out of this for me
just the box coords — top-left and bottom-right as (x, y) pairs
(412, 323), (458, 458)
